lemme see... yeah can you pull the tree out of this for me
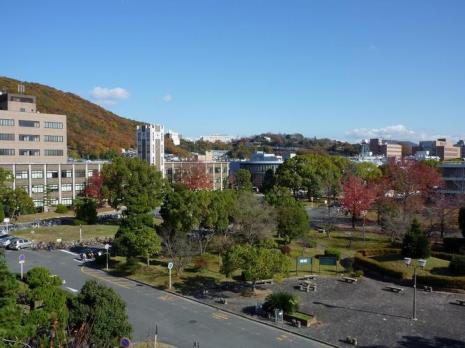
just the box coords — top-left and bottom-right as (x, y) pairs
(353, 162), (383, 182)
(2, 188), (35, 220)
(180, 163), (211, 190)
(261, 169), (276, 193)
(102, 157), (166, 215)
(231, 191), (276, 244)
(114, 225), (161, 266)
(401, 219), (431, 258)
(233, 169), (253, 191)
(459, 207), (465, 238)
(263, 292), (299, 314)
(75, 197), (98, 224)
(83, 171), (105, 206)
(69, 280), (132, 348)
(341, 176), (377, 229)
(0, 202), (4, 222)
(221, 244), (290, 291)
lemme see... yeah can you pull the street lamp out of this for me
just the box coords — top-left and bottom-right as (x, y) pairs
(404, 257), (427, 320)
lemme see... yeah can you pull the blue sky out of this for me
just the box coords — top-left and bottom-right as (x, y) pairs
(2, 0), (465, 142)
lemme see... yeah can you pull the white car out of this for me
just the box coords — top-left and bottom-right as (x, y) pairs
(0, 236), (15, 248)
(8, 238), (32, 250)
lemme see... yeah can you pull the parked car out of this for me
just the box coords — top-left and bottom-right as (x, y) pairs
(0, 236), (15, 248)
(8, 238), (32, 250)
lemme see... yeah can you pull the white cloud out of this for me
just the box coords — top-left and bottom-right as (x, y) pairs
(162, 94), (173, 103)
(346, 124), (453, 142)
(91, 86), (129, 105)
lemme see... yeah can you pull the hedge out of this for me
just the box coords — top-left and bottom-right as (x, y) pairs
(354, 251), (406, 279)
(324, 248), (341, 260)
(417, 274), (465, 289)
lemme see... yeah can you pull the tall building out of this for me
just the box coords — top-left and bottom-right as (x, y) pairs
(368, 138), (402, 159)
(166, 130), (181, 146)
(0, 92), (68, 164)
(137, 124), (165, 174)
(417, 138), (461, 161)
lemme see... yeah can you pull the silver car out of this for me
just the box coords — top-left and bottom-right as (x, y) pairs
(8, 238), (32, 250)
(0, 236), (15, 248)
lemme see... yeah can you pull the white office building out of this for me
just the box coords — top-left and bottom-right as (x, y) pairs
(137, 124), (165, 175)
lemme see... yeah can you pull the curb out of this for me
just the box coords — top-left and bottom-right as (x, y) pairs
(123, 275), (340, 348)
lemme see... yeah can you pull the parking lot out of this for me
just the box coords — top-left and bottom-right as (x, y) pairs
(200, 275), (465, 347)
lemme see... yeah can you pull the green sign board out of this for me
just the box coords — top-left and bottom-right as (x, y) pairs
(319, 257), (337, 266)
(298, 257), (312, 265)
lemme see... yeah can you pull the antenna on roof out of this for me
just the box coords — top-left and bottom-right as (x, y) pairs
(17, 83), (25, 94)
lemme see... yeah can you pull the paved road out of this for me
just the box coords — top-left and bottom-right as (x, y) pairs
(5, 249), (331, 348)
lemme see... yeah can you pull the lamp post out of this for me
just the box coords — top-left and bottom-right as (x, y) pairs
(404, 257), (427, 320)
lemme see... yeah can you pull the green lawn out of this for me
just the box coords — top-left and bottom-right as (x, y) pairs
(12, 224), (118, 243)
(372, 254), (451, 278)
(15, 211), (74, 223)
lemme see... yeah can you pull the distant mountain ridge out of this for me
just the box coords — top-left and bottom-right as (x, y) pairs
(0, 76), (139, 158)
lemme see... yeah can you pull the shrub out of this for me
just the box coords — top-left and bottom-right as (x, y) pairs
(353, 270), (364, 278)
(340, 257), (354, 272)
(417, 274), (465, 289)
(401, 219), (431, 259)
(354, 252), (406, 279)
(324, 248), (341, 260)
(443, 238), (465, 254)
(115, 257), (140, 276)
(193, 257), (209, 272)
(280, 245), (291, 256)
(263, 292), (299, 315)
(449, 255), (465, 275)
(55, 204), (68, 213)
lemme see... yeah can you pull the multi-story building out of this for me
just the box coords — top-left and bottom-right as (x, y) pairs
(0, 92), (67, 164)
(369, 138), (402, 159)
(164, 160), (229, 190)
(230, 151), (284, 190)
(0, 161), (105, 208)
(440, 162), (465, 195)
(166, 130), (181, 146)
(200, 134), (235, 143)
(137, 124), (164, 174)
(416, 138), (461, 161)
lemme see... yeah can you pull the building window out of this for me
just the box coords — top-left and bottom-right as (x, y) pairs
(19, 134), (40, 142)
(46, 170), (59, 179)
(75, 183), (85, 192)
(47, 184), (59, 192)
(0, 149), (15, 156)
(62, 183), (72, 192)
(19, 120), (40, 128)
(49, 198), (59, 206)
(44, 149), (64, 156)
(87, 170), (95, 178)
(61, 198), (73, 205)
(44, 135), (64, 142)
(31, 170), (43, 179)
(0, 133), (14, 141)
(44, 121), (63, 129)
(0, 119), (14, 126)
(19, 149), (40, 156)
(75, 170), (86, 178)
(15, 171), (28, 179)
(61, 170), (72, 178)
(33, 200), (44, 208)
(32, 185), (44, 193)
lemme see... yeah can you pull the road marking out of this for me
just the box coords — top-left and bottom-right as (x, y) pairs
(80, 267), (131, 289)
(212, 311), (229, 321)
(60, 249), (79, 256)
(73, 259), (84, 263)
(65, 286), (79, 293)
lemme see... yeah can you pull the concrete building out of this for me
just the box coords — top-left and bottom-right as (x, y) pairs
(0, 92), (68, 164)
(0, 161), (105, 208)
(369, 138), (402, 159)
(200, 134), (235, 143)
(137, 124), (164, 174)
(230, 151), (284, 190)
(440, 162), (465, 195)
(166, 130), (181, 146)
(164, 160), (229, 190)
(417, 138), (461, 161)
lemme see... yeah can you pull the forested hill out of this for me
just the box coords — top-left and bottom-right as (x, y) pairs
(0, 76), (139, 159)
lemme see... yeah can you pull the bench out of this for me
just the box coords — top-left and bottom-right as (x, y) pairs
(385, 286), (404, 293)
(298, 275), (318, 281)
(255, 279), (274, 285)
(299, 281), (317, 293)
(456, 299), (465, 306)
(423, 286), (433, 292)
(341, 276), (358, 284)
(217, 297), (228, 305)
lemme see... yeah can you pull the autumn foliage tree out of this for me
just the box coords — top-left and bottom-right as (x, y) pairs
(181, 163), (211, 190)
(341, 176), (377, 229)
(83, 172), (104, 206)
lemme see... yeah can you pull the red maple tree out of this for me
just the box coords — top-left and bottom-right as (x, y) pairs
(341, 175), (377, 229)
(83, 171), (104, 206)
(181, 164), (211, 190)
